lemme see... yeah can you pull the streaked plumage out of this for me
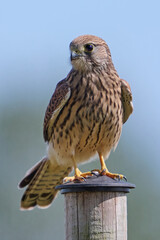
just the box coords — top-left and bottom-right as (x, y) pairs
(19, 35), (133, 210)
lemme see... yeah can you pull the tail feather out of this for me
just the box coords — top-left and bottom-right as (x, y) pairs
(19, 158), (72, 210)
(19, 159), (46, 188)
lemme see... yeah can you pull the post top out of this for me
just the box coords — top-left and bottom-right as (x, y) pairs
(56, 175), (135, 194)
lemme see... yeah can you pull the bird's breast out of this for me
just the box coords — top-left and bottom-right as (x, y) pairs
(49, 75), (123, 164)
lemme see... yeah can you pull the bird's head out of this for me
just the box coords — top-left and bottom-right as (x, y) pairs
(70, 35), (113, 72)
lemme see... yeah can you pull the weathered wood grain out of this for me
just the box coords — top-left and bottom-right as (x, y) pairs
(64, 191), (127, 240)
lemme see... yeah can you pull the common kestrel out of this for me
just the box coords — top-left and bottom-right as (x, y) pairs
(19, 35), (133, 210)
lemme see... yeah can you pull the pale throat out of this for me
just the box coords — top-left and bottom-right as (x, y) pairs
(71, 58), (108, 73)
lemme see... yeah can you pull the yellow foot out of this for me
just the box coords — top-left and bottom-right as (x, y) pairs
(101, 169), (127, 181)
(91, 169), (127, 181)
(63, 168), (93, 183)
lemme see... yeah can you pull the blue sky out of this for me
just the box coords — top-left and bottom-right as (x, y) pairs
(1, 0), (160, 159)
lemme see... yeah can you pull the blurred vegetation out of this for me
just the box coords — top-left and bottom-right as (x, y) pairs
(1, 99), (160, 240)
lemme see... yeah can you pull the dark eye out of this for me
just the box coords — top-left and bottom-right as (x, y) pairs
(84, 44), (94, 52)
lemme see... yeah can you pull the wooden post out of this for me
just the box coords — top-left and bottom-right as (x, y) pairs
(56, 175), (135, 240)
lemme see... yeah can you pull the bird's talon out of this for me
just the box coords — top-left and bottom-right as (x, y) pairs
(114, 174), (127, 181)
(114, 175), (119, 181)
(64, 173), (88, 183)
(91, 170), (100, 177)
(92, 172), (99, 177)
(72, 176), (86, 183)
(123, 176), (127, 181)
(100, 168), (107, 175)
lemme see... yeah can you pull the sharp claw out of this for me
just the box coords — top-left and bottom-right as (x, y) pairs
(91, 170), (99, 177)
(115, 175), (127, 181)
(100, 168), (107, 175)
(123, 175), (127, 181)
(81, 177), (86, 182)
(74, 176), (86, 183)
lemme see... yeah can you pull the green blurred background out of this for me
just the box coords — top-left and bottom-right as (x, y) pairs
(1, 0), (160, 239)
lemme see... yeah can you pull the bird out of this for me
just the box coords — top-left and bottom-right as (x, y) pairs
(19, 35), (133, 210)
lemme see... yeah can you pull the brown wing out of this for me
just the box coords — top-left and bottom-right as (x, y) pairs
(121, 79), (133, 124)
(43, 79), (71, 142)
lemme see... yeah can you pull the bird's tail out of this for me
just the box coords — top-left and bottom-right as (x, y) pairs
(18, 157), (72, 210)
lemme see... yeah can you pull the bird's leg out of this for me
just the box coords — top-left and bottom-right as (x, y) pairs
(63, 156), (93, 183)
(92, 153), (127, 181)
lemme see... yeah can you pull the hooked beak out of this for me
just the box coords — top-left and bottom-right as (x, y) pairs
(70, 49), (82, 61)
